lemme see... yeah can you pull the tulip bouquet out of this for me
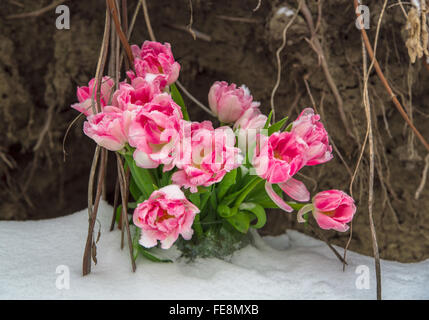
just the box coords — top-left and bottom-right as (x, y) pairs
(72, 41), (356, 262)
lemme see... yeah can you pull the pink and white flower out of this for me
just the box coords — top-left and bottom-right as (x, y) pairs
(133, 184), (200, 249)
(71, 76), (115, 116)
(252, 131), (309, 212)
(128, 93), (183, 169)
(208, 81), (259, 124)
(234, 107), (267, 155)
(83, 110), (131, 151)
(291, 108), (333, 166)
(110, 76), (163, 112)
(172, 121), (243, 192)
(128, 41), (180, 86)
(298, 190), (356, 232)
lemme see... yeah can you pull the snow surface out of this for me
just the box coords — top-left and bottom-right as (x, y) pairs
(1, 201), (428, 300)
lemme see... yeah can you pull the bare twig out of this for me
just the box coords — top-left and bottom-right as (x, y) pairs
(270, 0), (302, 122)
(309, 224), (347, 265)
(216, 15), (260, 24)
(127, 0), (141, 39)
(33, 103), (56, 151)
(176, 81), (215, 116)
(253, 0), (262, 12)
(117, 0), (142, 72)
(415, 153), (429, 199)
(187, 0), (197, 40)
(107, 0), (134, 66)
(303, 76), (318, 113)
(165, 24), (212, 42)
(110, 178), (120, 231)
(116, 153), (136, 272)
(361, 15), (383, 299)
(8, 0), (24, 8)
(121, 0), (130, 71)
(301, 0), (356, 142)
(83, 146), (101, 276)
(141, 0), (156, 42)
(91, 5), (112, 114)
(6, 0), (68, 19)
(343, 222), (353, 271)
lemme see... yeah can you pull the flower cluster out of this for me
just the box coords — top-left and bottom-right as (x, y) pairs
(72, 41), (356, 255)
(253, 108), (333, 212)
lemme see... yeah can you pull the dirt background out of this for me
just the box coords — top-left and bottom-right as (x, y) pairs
(1, 0), (428, 262)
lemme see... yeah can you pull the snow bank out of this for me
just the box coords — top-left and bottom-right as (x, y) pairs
(1, 201), (428, 299)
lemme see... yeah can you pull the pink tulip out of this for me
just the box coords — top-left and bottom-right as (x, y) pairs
(111, 76), (163, 112)
(298, 190), (356, 232)
(128, 41), (180, 85)
(71, 76), (115, 116)
(208, 81), (259, 123)
(252, 131), (309, 212)
(234, 107), (267, 155)
(133, 185), (200, 249)
(291, 108), (333, 166)
(83, 110), (131, 151)
(128, 93), (183, 169)
(233, 107), (267, 131)
(172, 121), (243, 192)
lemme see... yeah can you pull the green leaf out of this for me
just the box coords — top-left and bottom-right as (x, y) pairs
(115, 205), (122, 223)
(159, 167), (173, 187)
(287, 201), (307, 211)
(127, 202), (138, 209)
(170, 83), (190, 121)
(209, 187), (217, 210)
(217, 169), (237, 201)
(247, 181), (282, 208)
(284, 122), (293, 132)
(138, 247), (173, 263)
(128, 175), (143, 201)
(226, 211), (254, 234)
(217, 204), (237, 218)
(268, 116), (288, 135)
(264, 110), (273, 129)
(199, 192), (211, 212)
(239, 202), (267, 229)
(124, 153), (155, 197)
(192, 213), (203, 238)
(188, 192), (200, 207)
(132, 228), (141, 260)
(220, 189), (244, 206)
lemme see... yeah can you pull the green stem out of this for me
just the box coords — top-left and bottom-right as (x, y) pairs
(193, 214), (203, 238)
(233, 177), (262, 209)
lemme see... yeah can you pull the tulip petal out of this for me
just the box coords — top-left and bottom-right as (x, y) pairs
(133, 149), (159, 168)
(265, 182), (293, 212)
(297, 204), (313, 223)
(139, 230), (158, 248)
(278, 178), (310, 202)
(160, 184), (186, 200)
(313, 211), (350, 232)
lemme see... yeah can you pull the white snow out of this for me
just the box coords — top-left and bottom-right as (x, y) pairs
(1, 201), (428, 300)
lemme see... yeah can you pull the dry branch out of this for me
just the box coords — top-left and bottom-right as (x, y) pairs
(107, 0), (134, 66)
(354, 0), (429, 152)
(6, 0), (68, 19)
(270, 0), (302, 123)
